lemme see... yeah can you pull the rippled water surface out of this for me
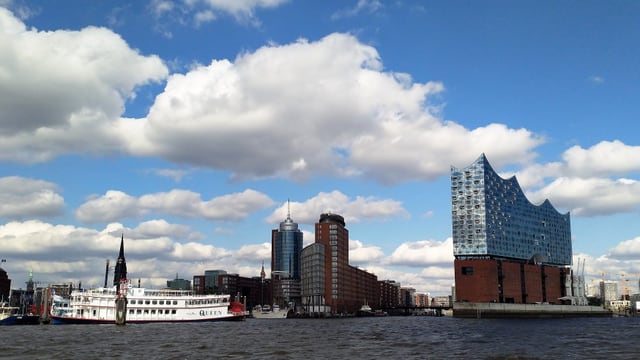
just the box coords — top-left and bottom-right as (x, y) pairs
(2, 316), (639, 359)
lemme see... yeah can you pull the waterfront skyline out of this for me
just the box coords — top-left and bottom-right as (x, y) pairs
(0, 1), (639, 295)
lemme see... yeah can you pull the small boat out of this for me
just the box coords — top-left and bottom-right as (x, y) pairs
(252, 304), (289, 319)
(50, 283), (246, 324)
(357, 301), (374, 317)
(0, 304), (40, 325)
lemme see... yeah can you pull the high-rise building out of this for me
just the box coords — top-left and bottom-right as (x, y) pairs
(301, 213), (377, 315)
(271, 203), (303, 308)
(451, 154), (572, 304)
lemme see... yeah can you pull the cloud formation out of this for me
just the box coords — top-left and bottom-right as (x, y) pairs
(149, 0), (287, 31)
(0, 8), (168, 162)
(124, 33), (542, 183)
(1, 9), (543, 184)
(76, 188), (275, 223)
(514, 140), (640, 217)
(0, 176), (64, 219)
(387, 238), (454, 267)
(265, 190), (407, 225)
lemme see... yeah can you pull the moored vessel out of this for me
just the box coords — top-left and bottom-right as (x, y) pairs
(0, 304), (40, 325)
(251, 304), (289, 319)
(51, 284), (246, 324)
(51, 234), (246, 324)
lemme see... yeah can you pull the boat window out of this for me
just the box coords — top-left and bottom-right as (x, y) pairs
(165, 310), (170, 314)
(152, 300), (157, 305)
(136, 310), (142, 314)
(171, 309), (176, 314)
(159, 300), (164, 305)
(151, 310), (156, 314)
(173, 301), (178, 305)
(145, 300), (150, 305)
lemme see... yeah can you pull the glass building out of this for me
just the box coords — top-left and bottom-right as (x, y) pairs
(451, 153), (571, 266)
(271, 206), (303, 308)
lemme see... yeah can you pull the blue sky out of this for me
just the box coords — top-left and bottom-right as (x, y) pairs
(1, 0), (639, 296)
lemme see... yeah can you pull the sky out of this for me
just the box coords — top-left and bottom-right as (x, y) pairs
(0, 0), (639, 296)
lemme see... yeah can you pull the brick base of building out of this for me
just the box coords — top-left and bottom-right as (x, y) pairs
(454, 258), (566, 304)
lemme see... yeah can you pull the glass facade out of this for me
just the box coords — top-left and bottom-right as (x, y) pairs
(273, 216), (303, 279)
(451, 154), (572, 265)
(272, 212), (303, 308)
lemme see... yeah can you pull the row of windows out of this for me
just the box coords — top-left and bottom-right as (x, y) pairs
(129, 309), (178, 315)
(129, 299), (179, 305)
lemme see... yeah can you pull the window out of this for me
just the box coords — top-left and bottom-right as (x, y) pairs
(461, 266), (474, 275)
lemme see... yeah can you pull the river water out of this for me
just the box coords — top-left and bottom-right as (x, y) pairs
(2, 316), (638, 359)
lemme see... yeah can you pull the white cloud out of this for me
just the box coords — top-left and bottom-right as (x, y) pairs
(1, 16), (543, 184)
(387, 238), (454, 267)
(194, 9), (216, 26)
(265, 190), (408, 225)
(349, 239), (384, 264)
(148, 168), (191, 182)
(76, 190), (142, 223)
(198, 0), (287, 22)
(0, 8), (168, 162)
(528, 177), (640, 217)
(235, 242), (271, 262)
(331, 0), (383, 20)
(129, 219), (192, 239)
(510, 140), (640, 217)
(562, 140), (640, 178)
(76, 188), (274, 223)
(0, 176), (64, 219)
(149, 0), (287, 29)
(123, 33), (542, 183)
(608, 237), (640, 260)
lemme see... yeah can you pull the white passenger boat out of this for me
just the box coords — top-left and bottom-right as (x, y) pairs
(51, 235), (245, 324)
(51, 282), (246, 324)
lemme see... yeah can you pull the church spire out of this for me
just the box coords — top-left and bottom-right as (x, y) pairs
(113, 233), (128, 288)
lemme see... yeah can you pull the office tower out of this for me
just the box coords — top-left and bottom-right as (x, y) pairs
(271, 203), (303, 308)
(301, 213), (377, 315)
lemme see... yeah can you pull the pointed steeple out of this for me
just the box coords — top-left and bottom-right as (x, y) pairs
(260, 260), (266, 281)
(113, 234), (128, 287)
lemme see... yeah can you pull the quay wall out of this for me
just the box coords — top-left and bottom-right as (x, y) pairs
(453, 302), (612, 319)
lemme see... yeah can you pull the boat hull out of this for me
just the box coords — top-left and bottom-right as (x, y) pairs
(251, 310), (289, 319)
(0, 314), (41, 325)
(51, 313), (245, 325)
